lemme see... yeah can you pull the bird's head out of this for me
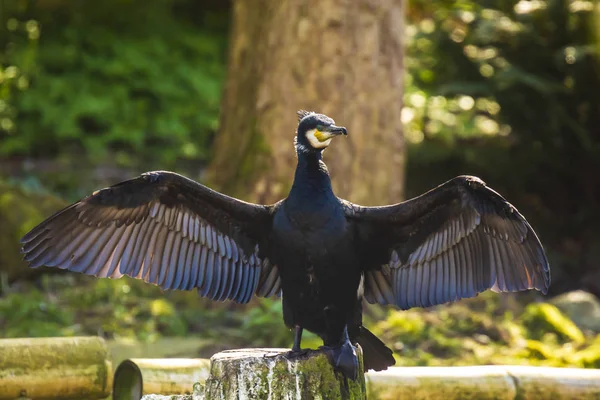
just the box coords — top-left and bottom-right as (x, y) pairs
(294, 110), (347, 154)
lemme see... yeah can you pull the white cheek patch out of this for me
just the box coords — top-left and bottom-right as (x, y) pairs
(305, 128), (332, 149)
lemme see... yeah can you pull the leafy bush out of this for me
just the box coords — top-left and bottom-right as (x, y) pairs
(371, 291), (600, 368)
(404, 0), (600, 296)
(1, 0), (228, 170)
(0, 289), (76, 337)
(3, 276), (600, 368)
(522, 302), (585, 344)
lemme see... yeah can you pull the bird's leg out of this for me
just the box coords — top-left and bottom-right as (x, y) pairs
(320, 312), (359, 380)
(285, 325), (309, 359)
(292, 325), (303, 352)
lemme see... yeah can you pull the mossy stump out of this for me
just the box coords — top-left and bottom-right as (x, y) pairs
(204, 348), (366, 400)
(0, 336), (112, 400)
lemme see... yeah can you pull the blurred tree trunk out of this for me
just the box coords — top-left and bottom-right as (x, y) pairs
(207, 0), (405, 206)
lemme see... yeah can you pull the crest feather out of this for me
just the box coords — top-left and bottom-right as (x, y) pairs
(297, 110), (314, 121)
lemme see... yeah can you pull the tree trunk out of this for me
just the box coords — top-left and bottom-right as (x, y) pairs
(207, 0), (405, 206)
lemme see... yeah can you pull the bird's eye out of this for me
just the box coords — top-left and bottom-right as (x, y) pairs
(315, 124), (326, 131)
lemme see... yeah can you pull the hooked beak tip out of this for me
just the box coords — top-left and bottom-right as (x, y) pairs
(330, 126), (347, 136)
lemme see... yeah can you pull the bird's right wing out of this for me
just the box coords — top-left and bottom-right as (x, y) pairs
(344, 176), (550, 310)
(21, 171), (282, 303)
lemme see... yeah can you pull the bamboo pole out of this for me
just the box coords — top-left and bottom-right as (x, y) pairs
(0, 336), (112, 400)
(113, 358), (210, 400)
(366, 366), (516, 400)
(365, 365), (600, 400)
(505, 365), (600, 400)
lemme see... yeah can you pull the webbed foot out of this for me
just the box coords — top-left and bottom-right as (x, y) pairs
(320, 340), (359, 380)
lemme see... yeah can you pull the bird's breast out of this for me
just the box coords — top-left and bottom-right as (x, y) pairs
(271, 203), (355, 272)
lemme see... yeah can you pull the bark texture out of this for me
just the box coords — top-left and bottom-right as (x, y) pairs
(204, 348), (366, 400)
(207, 0), (405, 206)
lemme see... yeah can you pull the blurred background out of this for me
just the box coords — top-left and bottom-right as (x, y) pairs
(1, 0), (600, 368)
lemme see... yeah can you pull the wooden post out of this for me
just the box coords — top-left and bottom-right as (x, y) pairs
(204, 348), (366, 400)
(0, 336), (112, 400)
(113, 358), (210, 400)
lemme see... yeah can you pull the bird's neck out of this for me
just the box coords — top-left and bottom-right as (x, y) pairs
(290, 151), (334, 197)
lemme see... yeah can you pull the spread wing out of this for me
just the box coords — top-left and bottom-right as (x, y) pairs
(344, 176), (550, 310)
(21, 171), (282, 303)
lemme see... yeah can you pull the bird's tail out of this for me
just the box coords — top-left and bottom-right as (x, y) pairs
(356, 326), (395, 371)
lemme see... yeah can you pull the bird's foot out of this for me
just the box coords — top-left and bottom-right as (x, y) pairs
(320, 341), (359, 381)
(285, 348), (312, 359)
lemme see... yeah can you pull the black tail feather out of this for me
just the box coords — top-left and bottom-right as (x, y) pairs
(356, 326), (395, 371)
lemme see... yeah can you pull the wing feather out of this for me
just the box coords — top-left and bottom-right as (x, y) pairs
(20, 171), (280, 304)
(346, 175), (550, 310)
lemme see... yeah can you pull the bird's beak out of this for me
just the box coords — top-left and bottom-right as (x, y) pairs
(325, 125), (348, 137)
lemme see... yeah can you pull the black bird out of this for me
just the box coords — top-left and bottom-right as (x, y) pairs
(20, 111), (550, 380)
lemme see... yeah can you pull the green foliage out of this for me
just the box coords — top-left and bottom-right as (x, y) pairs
(0, 0), (228, 170)
(0, 273), (298, 349)
(0, 275), (192, 341)
(0, 180), (66, 286)
(404, 0), (600, 295)
(0, 289), (75, 337)
(369, 291), (600, 368)
(240, 299), (291, 348)
(522, 302), (585, 344)
(3, 277), (600, 368)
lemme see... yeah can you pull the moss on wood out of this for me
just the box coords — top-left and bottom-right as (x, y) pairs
(113, 358), (210, 399)
(506, 366), (600, 400)
(365, 365), (600, 400)
(204, 348), (366, 399)
(0, 336), (112, 400)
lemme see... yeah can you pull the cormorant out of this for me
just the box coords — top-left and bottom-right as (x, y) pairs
(20, 111), (550, 380)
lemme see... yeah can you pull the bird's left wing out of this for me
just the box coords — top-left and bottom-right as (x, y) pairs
(21, 171), (281, 303)
(343, 176), (550, 310)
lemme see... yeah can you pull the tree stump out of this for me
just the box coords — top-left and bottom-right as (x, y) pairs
(204, 348), (366, 400)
